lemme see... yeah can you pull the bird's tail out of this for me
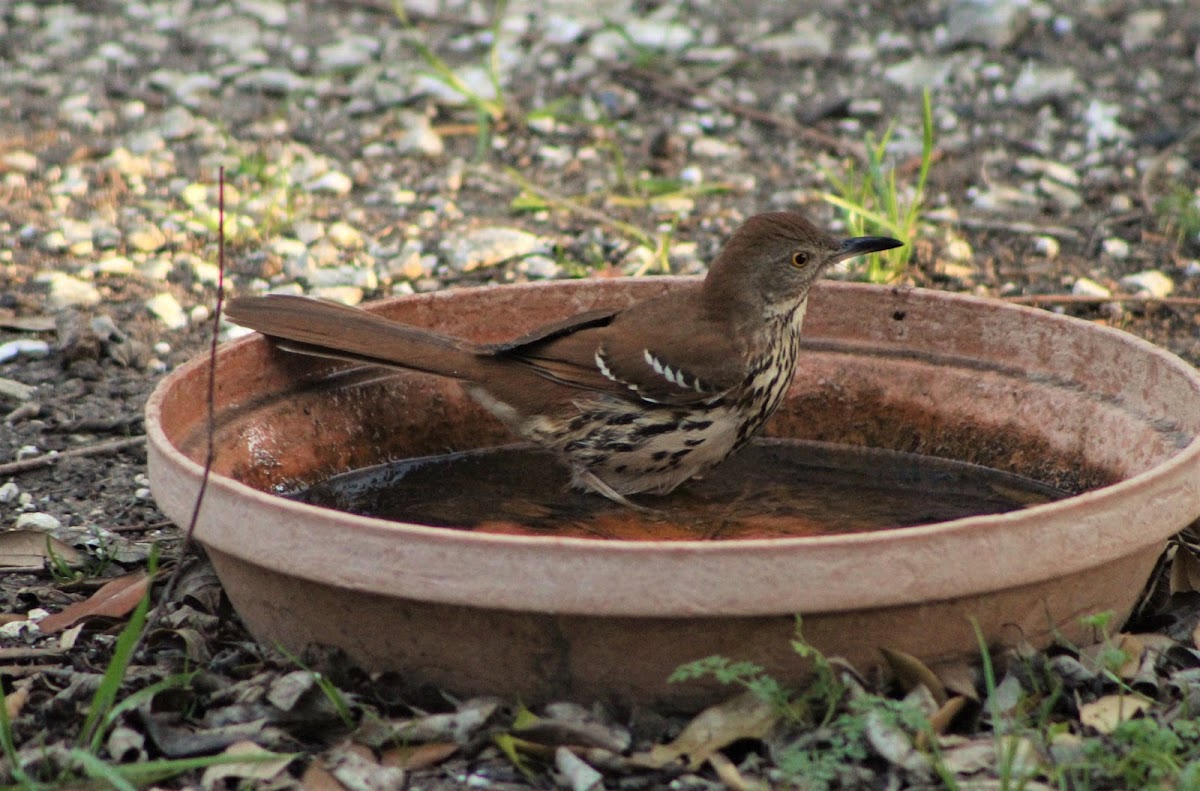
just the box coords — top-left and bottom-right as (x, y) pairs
(224, 294), (487, 380)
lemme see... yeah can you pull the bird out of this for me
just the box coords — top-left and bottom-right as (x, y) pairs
(224, 212), (901, 506)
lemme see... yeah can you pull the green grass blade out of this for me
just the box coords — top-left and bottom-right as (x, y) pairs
(79, 546), (159, 753)
(100, 673), (195, 742)
(820, 193), (902, 236)
(69, 749), (138, 791)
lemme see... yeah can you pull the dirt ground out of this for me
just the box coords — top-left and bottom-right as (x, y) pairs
(2, 0), (1200, 787)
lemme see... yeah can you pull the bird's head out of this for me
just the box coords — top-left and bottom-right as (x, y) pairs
(704, 211), (902, 312)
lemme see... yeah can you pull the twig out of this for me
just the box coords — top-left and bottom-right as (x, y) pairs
(0, 436), (146, 476)
(612, 66), (865, 160)
(1004, 293), (1200, 307)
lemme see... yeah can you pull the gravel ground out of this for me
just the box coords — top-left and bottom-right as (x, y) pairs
(2, 0), (1200, 788)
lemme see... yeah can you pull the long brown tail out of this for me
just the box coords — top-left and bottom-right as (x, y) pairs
(224, 295), (487, 380)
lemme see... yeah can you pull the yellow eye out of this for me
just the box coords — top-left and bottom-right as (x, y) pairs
(790, 251), (810, 268)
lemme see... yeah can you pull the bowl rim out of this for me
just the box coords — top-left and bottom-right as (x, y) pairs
(146, 280), (1200, 616)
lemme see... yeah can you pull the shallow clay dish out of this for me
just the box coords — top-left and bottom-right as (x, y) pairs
(147, 280), (1200, 710)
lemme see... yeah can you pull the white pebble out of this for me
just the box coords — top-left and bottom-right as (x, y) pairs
(15, 512), (62, 531)
(1072, 277), (1111, 298)
(1101, 238), (1130, 259)
(145, 293), (189, 330)
(1119, 270), (1174, 298)
(0, 481), (20, 503)
(153, 341), (171, 356)
(15, 446), (42, 461)
(0, 339), (51, 364)
(1033, 236), (1060, 259)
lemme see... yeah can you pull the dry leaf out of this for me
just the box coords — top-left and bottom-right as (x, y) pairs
(1078, 694), (1153, 733)
(1114, 634), (1144, 679)
(928, 695), (968, 735)
(1170, 546), (1200, 594)
(5, 680), (31, 719)
(708, 750), (770, 791)
(931, 659), (979, 702)
(881, 647), (947, 703)
(0, 530), (82, 571)
(199, 740), (293, 790)
(36, 570), (149, 633)
(300, 761), (347, 791)
(632, 691), (779, 770)
(327, 743), (404, 791)
(380, 742), (457, 770)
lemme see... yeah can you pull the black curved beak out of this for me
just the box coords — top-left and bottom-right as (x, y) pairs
(832, 235), (904, 263)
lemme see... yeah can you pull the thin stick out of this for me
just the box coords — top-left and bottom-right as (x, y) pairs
(0, 436), (146, 476)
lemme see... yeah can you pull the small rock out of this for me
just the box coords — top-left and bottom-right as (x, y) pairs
(15, 446), (41, 461)
(520, 255), (561, 279)
(752, 15), (834, 62)
(884, 56), (955, 90)
(42, 273), (102, 310)
(0, 378), (36, 402)
(15, 512), (61, 531)
(0, 482), (19, 504)
(442, 227), (547, 272)
(2, 150), (38, 174)
(1015, 157), (1079, 186)
(126, 224), (167, 253)
(1121, 10), (1163, 52)
(317, 34), (380, 71)
(394, 111), (445, 158)
(234, 68), (309, 94)
(1119, 270), (1173, 298)
(157, 106), (197, 140)
(1033, 236), (1060, 259)
(944, 238), (973, 262)
(1010, 62), (1078, 104)
(307, 286), (363, 305)
(237, 0), (288, 26)
(943, 0), (1031, 50)
(691, 137), (742, 159)
(304, 170), (353, 196)
(0, 340), (51, 364)
(1101, 237), (1130, 259)
(327, 221), (364, 250)
(1072, 277), (1111, 298)
(145, 293), (188, 330)
(624, 19), (695, 51)
(1039, 178), (1082, 211)
(92, 255), (136, 276)
(1083, 100), (1131, 149)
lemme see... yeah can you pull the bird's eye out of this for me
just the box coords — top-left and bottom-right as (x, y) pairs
(790, 251), (810, 268)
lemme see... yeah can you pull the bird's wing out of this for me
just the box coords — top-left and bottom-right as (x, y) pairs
(494, 293), (746, 406)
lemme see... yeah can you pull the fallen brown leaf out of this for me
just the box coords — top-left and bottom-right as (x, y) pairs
(36, 570), (150, 634)
(631, 691), (779, 770)
(881, 647), (947, 704)
(0, 530), (82, 571)
(380, 742), (458, 770)
(1078, 694), (1153, 734)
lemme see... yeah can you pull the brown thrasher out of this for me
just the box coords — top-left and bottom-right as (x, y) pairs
(225, 212), (901, 506)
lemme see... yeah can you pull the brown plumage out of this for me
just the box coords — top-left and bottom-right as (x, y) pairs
(225, 212), (901, 505)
